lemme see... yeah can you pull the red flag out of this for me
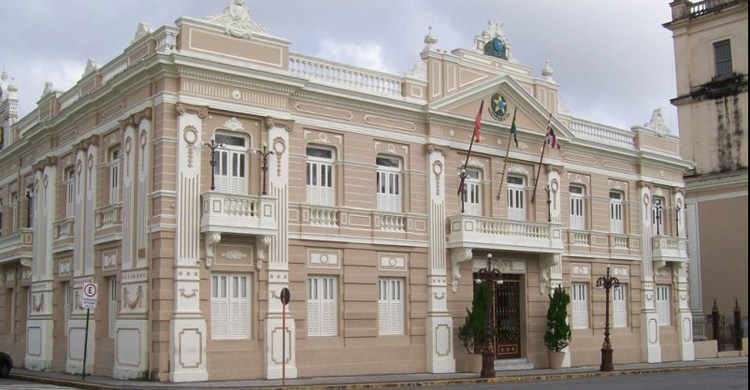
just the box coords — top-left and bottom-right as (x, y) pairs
(546, 127), (560, 149)
(473, 101), (484, 143)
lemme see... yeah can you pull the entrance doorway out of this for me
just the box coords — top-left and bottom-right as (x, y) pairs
(495, 274), (521, 358)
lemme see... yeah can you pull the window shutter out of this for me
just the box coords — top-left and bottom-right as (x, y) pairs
(389, 279), (404, 335)
(612, 285), (627, 328)
(656, 285), (671, 325)
(307, 277), (320, 336)
(572, 283), (589, 329)
(321, 277), (337, 336)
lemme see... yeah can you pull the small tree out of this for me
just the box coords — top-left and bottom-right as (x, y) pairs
(544, 285), (572, 352)
(458, 281), (490, 354)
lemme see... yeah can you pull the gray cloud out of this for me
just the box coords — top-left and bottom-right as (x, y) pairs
(1, 0), (678, 133)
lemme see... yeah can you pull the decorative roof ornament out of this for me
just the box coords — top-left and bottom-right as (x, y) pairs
(474, 20), (514, 61)
(83, 58), (98, 77)
(423, 26), (438, 51)
(405, 60), (427, 80)
(206, 0), (267, 39)
(41, 81), (55, 98)
(644, 108), (670, 135)
(542, 60), (555, 82)
(132, 22), (150, 43)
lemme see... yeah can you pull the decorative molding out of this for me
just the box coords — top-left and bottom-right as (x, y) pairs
(265, 116), (294, 132)
(220, 250), (247, 261)
(204, 232), (222, 268)
(179, 288), (198, 299)
(222, 117), (245, 132)
(31, 156), (58, 173)
(123, 285), (144, 309)
(450, 248), (473, 293)
(175, 103), (208, 118)
(256, 235), (270, 270)
(205, 0), (267, 38)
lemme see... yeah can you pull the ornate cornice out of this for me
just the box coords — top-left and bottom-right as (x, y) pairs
(31, 156), (58, 173)
(132, 107), (153, 125)
(73, 134), (100, 153)
(176, 103), (208, 119)
(425, 143), (446, 156)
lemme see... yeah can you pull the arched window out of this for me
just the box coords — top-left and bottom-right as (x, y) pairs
(376, 155), (402, 213)
(214, 133), (248, 194)
(306, 146), (335, 206)
(507, 175), (526, 221)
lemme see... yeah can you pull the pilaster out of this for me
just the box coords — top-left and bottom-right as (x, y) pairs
(639, 183), (661, 362)
(673, 263), (695, 361)
(169, 105), (208, 382)
(425, 145), (455, 373)
(263, 117), (297, 379)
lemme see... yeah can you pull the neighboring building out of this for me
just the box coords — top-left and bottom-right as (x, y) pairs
(664, 0), (748, 341)
(0, 1), (695, 382)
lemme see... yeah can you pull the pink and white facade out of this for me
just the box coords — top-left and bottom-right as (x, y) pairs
(0, 1), (696, 382)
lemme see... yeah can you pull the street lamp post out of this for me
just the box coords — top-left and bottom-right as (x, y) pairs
(675, 204), (681, 236)
(205, 139), (223, 191)
(544, 184), (552, 222)
(255, 143), (274, 196)
(596, 266), (620, 372)
(475, 253), (503, 378)
(653, 198), (663, 235)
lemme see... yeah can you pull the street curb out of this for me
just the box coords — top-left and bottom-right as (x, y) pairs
(10, 363), (748, 390)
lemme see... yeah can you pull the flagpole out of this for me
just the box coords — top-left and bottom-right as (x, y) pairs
(496, 108), (517, 201)
(458, 101), (484, 213)
(531, 114), (553, 204)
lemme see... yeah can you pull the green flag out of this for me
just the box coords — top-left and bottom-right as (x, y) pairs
(510, 108), (518, 147)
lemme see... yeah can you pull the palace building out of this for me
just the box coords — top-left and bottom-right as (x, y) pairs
(0, 1), (695, 382)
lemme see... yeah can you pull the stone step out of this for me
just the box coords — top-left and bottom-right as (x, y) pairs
(494, 358), (535, 371)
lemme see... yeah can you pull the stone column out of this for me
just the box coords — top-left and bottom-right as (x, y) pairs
(67, 137), (98, 375)
(639, 182), (661, 363)
(263, 117), (297, 379)
(673, 262), (695, 361)
(425, 145), (455, 373)
(114, 109), (152, 379)
(25, 159), (57, 371)
(169, 104), (208, 382)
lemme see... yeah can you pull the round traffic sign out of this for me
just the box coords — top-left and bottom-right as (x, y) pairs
(83, 283), (98, 298)
(280, 287), (290, 305)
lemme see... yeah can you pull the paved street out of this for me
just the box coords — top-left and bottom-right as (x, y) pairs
(0, 377), (79, 390)
(379, 367), (748, 390)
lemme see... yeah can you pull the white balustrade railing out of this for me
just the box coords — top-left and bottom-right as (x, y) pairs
(447, 215), (564, 252)
(652, 236), (688, 261)
(96, 204), (122, 229)
(289, 54), (403, 97)
(201, 192), (276, 235)
(379, 212), (406, 232)
(309, 206), (338, 227)
(568, 118), (635, 148)
(54, 218), (75, 240)
(611, 234), (629, 249)
(571, 231), (590, 247)
(101, 57), (129, 84)
(59, 90), (81, 111)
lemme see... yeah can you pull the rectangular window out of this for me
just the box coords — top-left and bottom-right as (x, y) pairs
(108, 277), (118, 338)
(307, 276), (337, 337)
(211, 274), (250, 339)
(610, 191), (624, 234)
(66, 168), (76, 218)
(714, 40), (733, 78)
(572, 283), (589, 329)
(306, 147), (335, 206)
(612, 284), (627, 328)
(507, 176), (526, 221)
(109, 147), (121, 204)
(656, 285), (671, 326)
(378, 278), (404, 336)
(462, 169), (482, 216)
(652, 197), (665, 236)
(376, 156), (402, 213)
(569, 185), (585, 230)
(214, 134), (248, 194)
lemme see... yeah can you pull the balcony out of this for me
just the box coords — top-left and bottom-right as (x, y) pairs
(0, 228), (33, 266)
(446, 215), (564, 253)
(652, 235), (688, 266)
(200, 192), (277, 236)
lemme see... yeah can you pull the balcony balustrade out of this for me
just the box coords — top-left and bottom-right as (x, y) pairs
(652, 235), (688, 264)
(0, 228), (33, 265)
(446, 215), (563, 253)
(200, 192), (277, 236)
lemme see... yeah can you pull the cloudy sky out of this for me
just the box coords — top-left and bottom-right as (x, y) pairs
(1, 0), (680, 133)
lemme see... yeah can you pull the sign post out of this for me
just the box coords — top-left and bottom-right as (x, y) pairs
(280, 287), (290, 386)
(81, 282), (98, 380)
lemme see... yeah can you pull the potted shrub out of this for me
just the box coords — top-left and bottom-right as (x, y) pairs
(544, 285), (571, 369)
(458, 281), (491, 373)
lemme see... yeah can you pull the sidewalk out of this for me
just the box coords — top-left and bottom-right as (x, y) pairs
(9, 356), (747, 390)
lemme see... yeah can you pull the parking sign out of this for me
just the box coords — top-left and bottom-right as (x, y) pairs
(82, 282), (98, 310)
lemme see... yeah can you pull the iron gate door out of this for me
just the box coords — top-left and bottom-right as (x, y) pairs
(494, 274), (521, 358)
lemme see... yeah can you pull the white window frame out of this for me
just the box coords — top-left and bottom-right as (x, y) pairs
(65, 168), (76, 218)
(462, 169), (482, 216)
(214, 133), (248, 195)
(569, 185), (585, 230)
(306, 146), (335, 206)
(307, 276), (337, 337)
(10, 192), (17, 232)
(610, 191), (624, 234)
(612, 284), (627, 328)
(211, 273), (251, 340)
(378, 278), (404, 336)
(376, 156), (402, 213)
(572, 283), (589, 329)
(656, 285), (671, 326)
(507, 176), (526, 221)
(108, 146), (121, 204)
(108, 277), (118, 338)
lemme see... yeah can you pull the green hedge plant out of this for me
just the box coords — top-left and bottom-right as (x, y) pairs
(544, 285), (571, 352)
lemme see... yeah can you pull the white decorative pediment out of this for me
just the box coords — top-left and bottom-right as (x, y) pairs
(132, 21), (150, 43)
(405, 60), (427, 80)
(206, 0), (267, 39)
